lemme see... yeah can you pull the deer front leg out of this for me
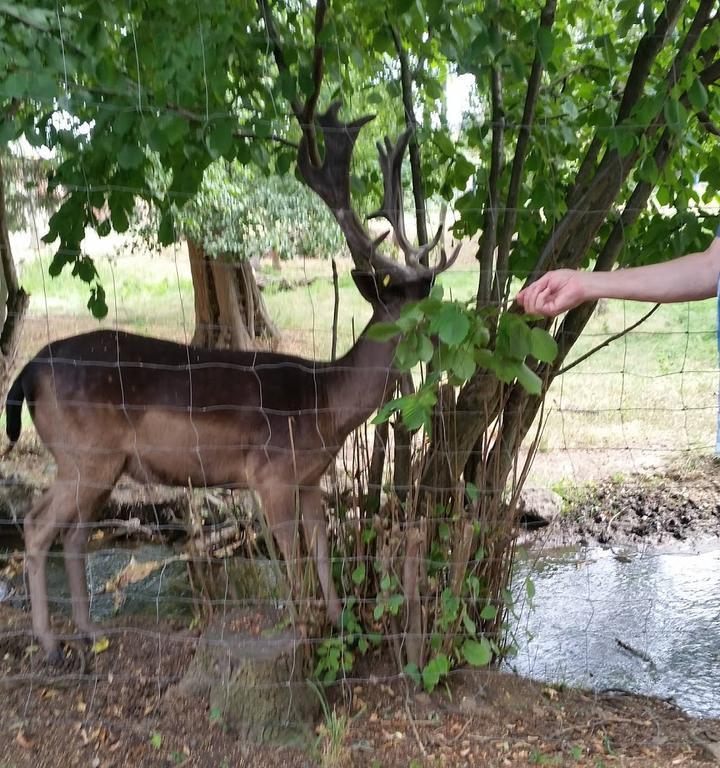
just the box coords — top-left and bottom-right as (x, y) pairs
(300, 486), (341, 625)
(258, 485), (302, 605)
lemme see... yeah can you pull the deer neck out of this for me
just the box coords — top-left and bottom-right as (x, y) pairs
(325, 304), (404, 437)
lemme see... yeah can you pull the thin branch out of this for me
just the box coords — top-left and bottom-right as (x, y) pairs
(330, 257), (339, 361)
(495, 0), (557, 303)
(257, 0), (303, 119)
(556, 303), (660, 376)
(301, 0), (328, 167)
(476, 63), (504, 309)
(568, 0), (687, 208)
(696, 109), (720, 136)
(615, 0), (687, 124)
(389, 22), (428, 248)
(700, 55), (720, 85)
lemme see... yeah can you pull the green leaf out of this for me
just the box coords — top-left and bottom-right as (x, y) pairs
(208, 119), (236, 159)
(450, 345), (476, 381)
(150, 731), (163, 749)
(388, 594), (404, 614)
(497, 313), (531, 360)
(422, 653), (449, 693)
(431, 303), (471, 345)
(465, 482), (479, 503)
(117, 143), (144, 170)
(462, 612), (477, 636)
(663, 97), (687, 134)
(529, 327), (558, 363)
(367, 321), (400, 342)
(537, 27), (554, 65)
(480, 604), (498, 621)
(462, 637), (492, 667)
(438, 522), (450, 540)
(404, 662), (421, 686)
(688, 79), (708, 112)
(351, 564), (366, 586)
(516, 362), (542, 395)
(417, 334), (434, 363)
(88, 284), (108, 319)
(158, 211), (176, 245)
(526, 577), (536, 600)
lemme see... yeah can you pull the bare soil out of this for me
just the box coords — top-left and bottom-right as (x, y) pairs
(548, 457), (720, 548)
(3, 439), (720, 765)
(0, 603), (718, 768)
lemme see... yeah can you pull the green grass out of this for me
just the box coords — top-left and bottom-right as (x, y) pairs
(11, 243), (719, 483)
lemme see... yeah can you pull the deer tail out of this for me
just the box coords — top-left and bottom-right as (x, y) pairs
(4, 373), (25, 455)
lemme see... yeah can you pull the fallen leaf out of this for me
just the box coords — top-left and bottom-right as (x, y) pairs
(92, 637), (110, 654)
(16, 729), (34, 750)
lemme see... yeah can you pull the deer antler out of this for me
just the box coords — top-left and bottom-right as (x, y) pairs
(298, 102), (459, 281)
(368, 131), (444, 269)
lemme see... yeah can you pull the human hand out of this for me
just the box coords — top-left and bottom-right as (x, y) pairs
(516, 269), (592, 318)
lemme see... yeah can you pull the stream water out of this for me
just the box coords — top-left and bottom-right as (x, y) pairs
(22, 540), (720, 718)
(510, 545), (720, 717)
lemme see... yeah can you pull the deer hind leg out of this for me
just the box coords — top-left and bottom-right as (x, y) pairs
(25, 461), (123, 662)
(300, 486), (341, 624)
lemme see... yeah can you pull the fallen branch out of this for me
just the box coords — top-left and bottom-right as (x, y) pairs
(615, 638), (655, 666)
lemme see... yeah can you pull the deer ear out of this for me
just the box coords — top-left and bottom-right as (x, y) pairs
(351, 270), (383, 303)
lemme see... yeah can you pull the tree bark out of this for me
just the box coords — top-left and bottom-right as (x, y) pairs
(0, 155), (28, 406)
(187, 239), (279, 350)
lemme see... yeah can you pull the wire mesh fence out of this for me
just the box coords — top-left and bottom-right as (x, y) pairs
(3, 2), (720, 764)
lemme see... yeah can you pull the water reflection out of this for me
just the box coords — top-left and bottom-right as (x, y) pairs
(510, 546), (720, 717)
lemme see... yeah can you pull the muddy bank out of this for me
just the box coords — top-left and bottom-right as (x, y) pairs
(541, 458), (720, 548)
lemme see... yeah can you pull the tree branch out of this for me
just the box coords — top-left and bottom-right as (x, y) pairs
(556, 303), (660, 376)
(476, 63), (504, 309)
(494, 0), (557, 304)
(257, 0), (303, 119)
(616, 0), (687, 124)
(568, 0), (687, 208)
(390, 22), (428, 248)
(696, 109), (720, 136)
(301, 0), (328, 167)
(0, 155), (19, 298)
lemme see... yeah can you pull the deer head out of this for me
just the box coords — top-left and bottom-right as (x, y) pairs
(297, 101), (459, 303)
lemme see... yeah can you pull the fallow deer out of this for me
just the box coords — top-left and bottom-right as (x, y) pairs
(4, 103), (458, 662)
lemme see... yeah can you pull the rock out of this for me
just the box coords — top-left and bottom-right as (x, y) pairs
(172, 607), (319, 746)
(516, 488), (563, 529)
(225, 556), (289, 603)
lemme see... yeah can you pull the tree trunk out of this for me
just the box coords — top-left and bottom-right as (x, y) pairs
(188, 239), (279, 350)
(0, 155), (28, 405)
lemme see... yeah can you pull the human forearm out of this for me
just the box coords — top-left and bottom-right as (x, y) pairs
(516, 234), (720, 317)
(584, 240), (720, 304)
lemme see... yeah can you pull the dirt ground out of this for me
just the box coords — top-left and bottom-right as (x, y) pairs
(548, 457), (720, 548)
(3, 443), (720, 766)
(0, 603), (719, 768)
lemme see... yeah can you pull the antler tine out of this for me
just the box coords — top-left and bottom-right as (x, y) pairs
(434, 242), (461, 275)
(368, 129), (421, 268)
